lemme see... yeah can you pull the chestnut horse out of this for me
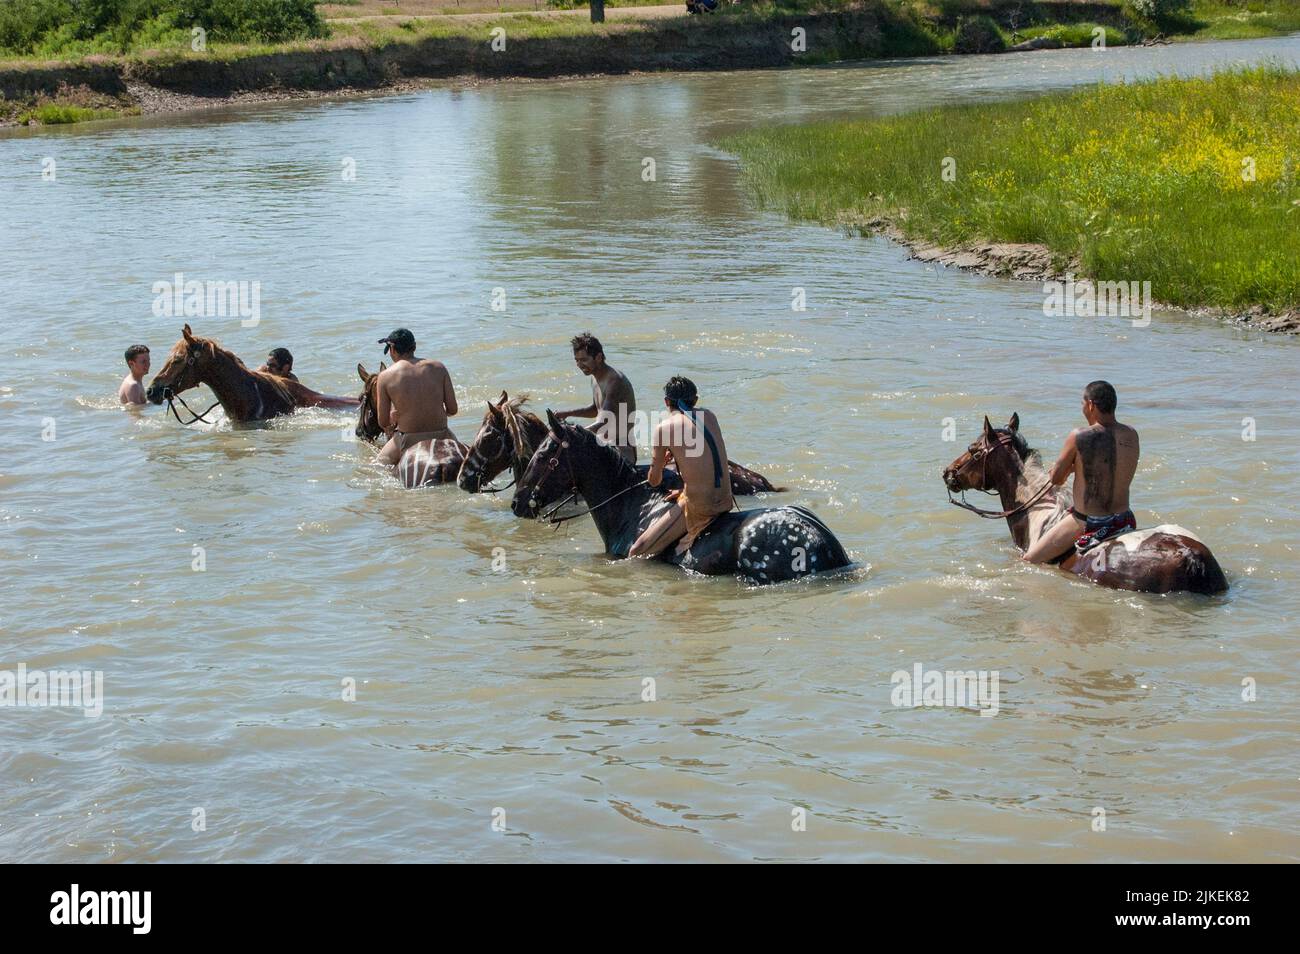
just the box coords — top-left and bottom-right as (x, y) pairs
(146, 325), (358, 423)
(942, 414), (1228, 594)
(458, 391), (783, 502)
(355, 363), (467, 489)
(512, 413), (850, 583)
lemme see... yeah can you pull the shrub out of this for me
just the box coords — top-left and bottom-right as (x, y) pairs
(953, 14), (1006, 54)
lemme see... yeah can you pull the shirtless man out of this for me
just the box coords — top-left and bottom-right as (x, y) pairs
(1023, 380), (1140, 563)
(628, 376), (734, 558)
(555, 332), (637, 463)
(374, 328), (460, 467)
(118, 345), (150, 405)
(257, 348), (299, 382)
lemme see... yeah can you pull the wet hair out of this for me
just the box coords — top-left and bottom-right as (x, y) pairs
(124, 344), (149, 365)
(268, 347), (293, 369)
(664, 376), (698, 407)
(570, 332), (603, 358)
(1084, 380), (1117, 414)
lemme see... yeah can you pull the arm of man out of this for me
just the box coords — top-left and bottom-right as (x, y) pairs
(1047, 430), (1079, 486)
(441, 365), (458, 417)
(646, 420), (671, 488)
(556, 402), (597, 421)
(377, 372), (395, 437)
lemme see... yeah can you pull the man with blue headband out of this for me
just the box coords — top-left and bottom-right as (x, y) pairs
(629, 376), (735, 558)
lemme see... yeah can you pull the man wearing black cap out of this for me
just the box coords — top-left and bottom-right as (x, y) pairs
(374, 328), (460, 467)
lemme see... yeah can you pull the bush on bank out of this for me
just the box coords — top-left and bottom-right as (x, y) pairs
(0, 0), (325, 57)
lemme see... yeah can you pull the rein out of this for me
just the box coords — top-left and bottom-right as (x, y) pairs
(165, 390), (221, 426)
(947, 433), (1054, 519)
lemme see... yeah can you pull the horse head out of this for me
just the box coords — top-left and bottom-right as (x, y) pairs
(511, 410), (587, 518)
(458, 392), (514, 492)
(146, 324), (217, 404)
(354, 361), (385, 442)
(942, 413), (1026, 493)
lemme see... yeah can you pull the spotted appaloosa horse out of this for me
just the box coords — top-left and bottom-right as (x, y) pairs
(512, 412), (850, 584)
(459, 391), (783, 503)
(942, 414), (1228, 594)
(146, 324), (358, 423)
(354, 363), (467, 489)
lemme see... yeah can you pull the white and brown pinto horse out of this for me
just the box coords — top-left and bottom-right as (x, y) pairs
(942, 414), (1228, 595)
(354, 363), (467, 489)
(147, 325), (358, 423)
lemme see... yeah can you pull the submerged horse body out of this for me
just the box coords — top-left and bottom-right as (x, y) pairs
(942, 414), (1228, 595)
(146, 325), (358, 423)
(355, 363), (466, 488)
(459, 391), (782, 504)
(512, 414), (850, 584)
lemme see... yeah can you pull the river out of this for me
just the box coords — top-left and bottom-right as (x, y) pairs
(1, 37), (1297, 862)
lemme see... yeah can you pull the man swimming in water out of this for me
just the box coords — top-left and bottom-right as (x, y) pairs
(118, 344), (150, 405)
(629, 376), (735, 558)
(374, 328), (460, 467)
(555, 332), (637, 463)
(257, 347), (299, 382)
(1023, 380), (1140, 563)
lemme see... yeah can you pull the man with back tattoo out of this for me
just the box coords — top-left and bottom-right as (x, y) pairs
(1023, 381), (1140, 563)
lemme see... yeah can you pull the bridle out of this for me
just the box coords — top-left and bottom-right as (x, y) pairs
(464, 425), (519, 494)
(947, 432), (1053, 519)
(528, 434), (647, 526)
(160, 349), (220, 425)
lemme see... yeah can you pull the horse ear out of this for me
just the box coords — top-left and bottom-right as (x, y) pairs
(487, 400), (503, 421)
(182, 324), (196, 344)
(497, 390), (508, 407)
(379, 361), (387, 372)
(982, 416), (995, 439)
(546, 409), (563, 435)
(1008, 412), (1020, 432)
(357, 363), (370, 383)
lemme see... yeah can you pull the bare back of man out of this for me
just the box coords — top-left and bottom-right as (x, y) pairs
(1025, 383), (1140, 563)
(376, 357), (459, 468)
(630, 400), (735, 559)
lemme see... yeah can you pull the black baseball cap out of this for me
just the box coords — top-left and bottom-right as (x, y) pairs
(378, 328), (415, 355)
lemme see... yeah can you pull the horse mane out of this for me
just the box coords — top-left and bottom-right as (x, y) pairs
(559, 420), (640, 484)
(187, 331), (296, 407)
(498, 394), (543, 467)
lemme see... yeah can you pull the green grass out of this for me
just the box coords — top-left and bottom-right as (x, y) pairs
(18, 103), (122, 124)
(1181, 0), (1300, 39)
(725, 67), (1300, 313)
(1013, 22), (1129, 47)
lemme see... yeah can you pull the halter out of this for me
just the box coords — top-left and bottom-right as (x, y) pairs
(947, 432), (1054, 520)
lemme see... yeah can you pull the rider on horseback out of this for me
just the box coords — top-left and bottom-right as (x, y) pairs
(374, 328), (461, 468)
(1023, 381), (1140, 564)
(629, 376), (735, 558)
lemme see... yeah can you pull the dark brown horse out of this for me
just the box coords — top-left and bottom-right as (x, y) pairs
(146, 325), (358, 423)
(355, 363), (467, 489)
(942, 414), (1228, 595)
(457, 391), (784, 503)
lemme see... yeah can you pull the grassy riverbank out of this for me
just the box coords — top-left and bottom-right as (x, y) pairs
(2, 1), (1299, 126)
(725, 67), (1300, 320)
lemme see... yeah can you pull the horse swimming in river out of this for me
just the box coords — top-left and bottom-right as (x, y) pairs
(942, 414), (1228, 595)
(355, 363), (467, 489)
(459, 391), (783, 504)
(146, 324), (359, 423)
(512, 412), (850, 584)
